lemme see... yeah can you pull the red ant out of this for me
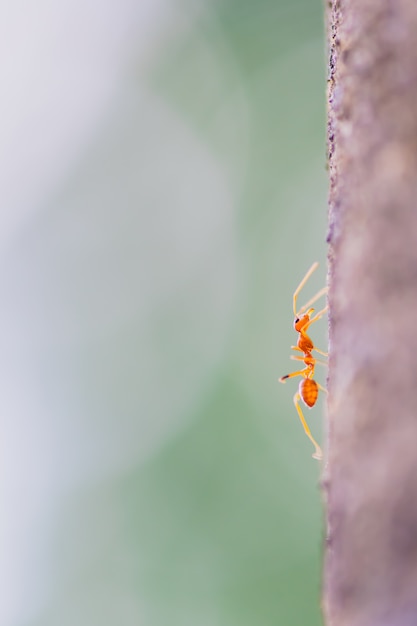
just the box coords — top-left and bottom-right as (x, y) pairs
(279, 262), (328, 460)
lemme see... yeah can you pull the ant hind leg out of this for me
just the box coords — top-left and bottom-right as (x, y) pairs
(317, 383), (328, 395)
(293, 392), (323, 460)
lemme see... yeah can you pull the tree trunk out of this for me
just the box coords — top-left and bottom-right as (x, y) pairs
(324, 2), (417, 625)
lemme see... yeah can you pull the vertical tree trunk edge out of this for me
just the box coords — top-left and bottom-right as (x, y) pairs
(324, 2), (417, 625)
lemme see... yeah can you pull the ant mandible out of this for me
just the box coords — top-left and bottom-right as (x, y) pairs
(279, 262), (328, 460)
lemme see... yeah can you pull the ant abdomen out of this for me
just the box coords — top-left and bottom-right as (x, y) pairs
(300, 378), (318, 408)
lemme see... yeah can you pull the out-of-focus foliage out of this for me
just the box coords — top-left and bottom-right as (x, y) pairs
(0, 1), (327, 625)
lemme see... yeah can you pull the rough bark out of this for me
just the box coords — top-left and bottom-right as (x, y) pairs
(324, 1), (417, 625)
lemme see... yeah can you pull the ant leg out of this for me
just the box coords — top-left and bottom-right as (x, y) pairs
(293, 262), (319, 315)
(293, 392), (323, 460)
(279, 368), (308, 383)
(317, 383), (328, 394)
(290, 355), (327, 367)
(292, 344), (327, 357)
(303, 310), (329, 356)
(303, 305), (328, 331)
(296, 286), (328, 318)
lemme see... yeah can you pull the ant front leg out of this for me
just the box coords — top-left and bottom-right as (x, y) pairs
(304, 305), (328, 331)
(302, 307), (329, 357)
(293, 392), (323, 460)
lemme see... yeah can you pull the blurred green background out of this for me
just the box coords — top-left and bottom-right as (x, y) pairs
(1, 1), (328, 624)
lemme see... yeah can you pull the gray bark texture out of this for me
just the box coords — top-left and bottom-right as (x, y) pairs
(324, 1), (417, 626)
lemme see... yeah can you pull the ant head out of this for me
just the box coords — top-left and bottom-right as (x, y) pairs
(294, 315), (307, 331)
(293, 308), (314, 331)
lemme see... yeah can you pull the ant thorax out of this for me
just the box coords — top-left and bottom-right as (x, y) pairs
(297, 332), (314, 353)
